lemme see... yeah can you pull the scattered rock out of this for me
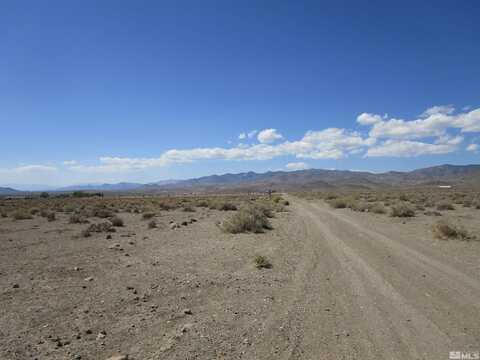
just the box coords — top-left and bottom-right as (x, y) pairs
(96, 331), (106, 340)
(84, 277), (94, 282)
(170, 222), (179, 230)
(73, 267), (81, 271)
(181, 221), (188, 226)
(106, 234), (112, 239)
(183, 308), (192, 315)
(12, 283), (19, 288)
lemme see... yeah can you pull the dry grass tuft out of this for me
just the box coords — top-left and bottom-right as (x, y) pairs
(432, 220), (472, 240)
(12, 210), (33, 220)
(222, 205), (272, 234)
(436, 201), (455, 211)
(390, 203), (415, 217)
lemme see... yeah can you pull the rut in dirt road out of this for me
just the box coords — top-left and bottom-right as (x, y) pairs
(250, 197), (480, 360)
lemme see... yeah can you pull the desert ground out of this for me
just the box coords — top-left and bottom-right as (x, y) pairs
(1, 190), (479, 359)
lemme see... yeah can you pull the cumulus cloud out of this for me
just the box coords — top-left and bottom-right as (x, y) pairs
(286, 162), (310, 170)
(466, 143), (479, 152)
(238, 132), (246, 140)
(360, 107), (480, 140)
(257, 129), (283, 144)
(61, 105), (480, 173)
(357, 113), (383, 125)
(66, 127), (373, 173)
(421, 105), (455, 117)
(366, 140), (459, 157)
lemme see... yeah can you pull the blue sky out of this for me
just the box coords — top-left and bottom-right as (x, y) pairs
(1, 0), (479, 187)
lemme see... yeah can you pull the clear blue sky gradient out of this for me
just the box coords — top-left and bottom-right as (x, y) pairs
(1, 1), (479, 186)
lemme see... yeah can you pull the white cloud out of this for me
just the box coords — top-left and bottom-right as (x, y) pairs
(286, 162), (310, 170)
(365, 140), (459, 157)
(421, 105), (455, 117)
(357, 113), (383, 125)
(61, 105), (480, 174)
(466, 143), (479, 152)
(239, 130), (257, 140)
(67, 127), (373, 173)
(257, 128), (283, 144)
(359, 107), (480, 140)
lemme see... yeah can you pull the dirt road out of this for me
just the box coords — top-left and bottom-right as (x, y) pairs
(1, 197), (479, 359)
(249, 197), (480, 360)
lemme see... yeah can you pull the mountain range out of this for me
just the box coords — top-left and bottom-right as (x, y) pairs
(1, 164), (480, 195)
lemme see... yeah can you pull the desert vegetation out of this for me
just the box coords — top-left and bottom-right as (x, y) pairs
(295, 187), (480, 241)
(432, 219), (474, 240)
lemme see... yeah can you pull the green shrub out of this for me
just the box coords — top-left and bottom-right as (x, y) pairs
(254, 255), (272, 269)
(390, 203), (415, 217)
(223, 205), (272, 234)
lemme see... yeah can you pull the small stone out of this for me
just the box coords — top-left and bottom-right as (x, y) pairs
(183, 308), (192, 315)
(180, 323), (193, 333)
(96, 331), (106, 340)
(12, 283), (19, 288)
(106, 234), (112, 240)
(181, 221), (188, 226)
(106, 355), (128, 360)
(73, 267), (81, 271)
(84, 277), (94, 282)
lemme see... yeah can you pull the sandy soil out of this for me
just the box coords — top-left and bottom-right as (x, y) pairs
(1, 196), (479, 359)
